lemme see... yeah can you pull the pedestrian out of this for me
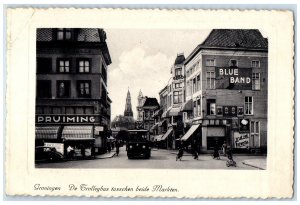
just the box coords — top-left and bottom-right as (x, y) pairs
(67, 145), (74, 159)
(226, 148), (236, 167)
(176, 141), (184, 161)
(107, 141), (111, 153)
(222, 141), (227, 156)
(192, 140), (199, 160)
(116, 140), (120, 156)
(213, 143), (220, 160)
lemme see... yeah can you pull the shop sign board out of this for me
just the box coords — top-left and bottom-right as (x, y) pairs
(233, 132), (250, 148)
(36, 115), (100, 124)
(44, 142), (64, 155)
(216, 67), (252, 90)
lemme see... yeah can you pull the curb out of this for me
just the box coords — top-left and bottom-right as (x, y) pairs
(242, 162), (265, 170)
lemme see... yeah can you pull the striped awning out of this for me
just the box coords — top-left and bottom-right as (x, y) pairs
(62, 126), (94, 140)
(161, 128), (173, 141)
(181, 124), (200, 141)
(168, 107), (182, 116)
(35, 126), (60, 140)
(150, 123), (159, 131)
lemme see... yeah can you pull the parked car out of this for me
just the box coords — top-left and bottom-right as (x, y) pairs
(35, 146), (64, 163)
(126, 130), (151, 159)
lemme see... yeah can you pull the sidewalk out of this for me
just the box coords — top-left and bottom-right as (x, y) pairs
(94, 151), (116, 159)
(242, 159), (266, 170)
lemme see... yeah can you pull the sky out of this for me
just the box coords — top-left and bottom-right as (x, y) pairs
(105, 29), (212, 120)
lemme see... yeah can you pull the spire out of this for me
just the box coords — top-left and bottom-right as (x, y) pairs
(124, 88), (133, 117)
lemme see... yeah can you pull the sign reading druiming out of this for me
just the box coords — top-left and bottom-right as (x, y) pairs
(216, 67), (252, 90)
(36, 115), (100, 124)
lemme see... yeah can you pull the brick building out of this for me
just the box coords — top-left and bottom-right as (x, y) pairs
(181, 29), (268, 153)
(35, 28), (112, 155)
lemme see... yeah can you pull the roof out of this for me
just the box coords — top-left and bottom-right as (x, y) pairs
(184, 29), (268, 65)
(174, 53), (185, 65)
(142, 97), (160, 108)
(201, 29), (268, 49)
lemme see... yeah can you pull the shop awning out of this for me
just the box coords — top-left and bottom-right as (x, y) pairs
(62, 126), (94, 140)
(161, 128), (173, 141)
(161, 110), (169, 118)
(207, 127), (225, 137)
(35, 126), (60, 140)
(181, 99), (193, 111)
(154, 134), (163, 142)
(168, 107), (182, 116)
(181, 124), (200, 141)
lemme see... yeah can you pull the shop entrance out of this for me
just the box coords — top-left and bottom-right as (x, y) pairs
(207, 137), (226, 150)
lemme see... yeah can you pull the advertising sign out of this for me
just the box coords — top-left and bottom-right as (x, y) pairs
(36, 115), (100, 124)
(215, 67), (252, 90)
(222, 106), (237, 117)
(239, 118), (250, 132)
(233, 132), (250, 148)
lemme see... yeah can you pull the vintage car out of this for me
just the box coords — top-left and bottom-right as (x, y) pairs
(126, 129), (151, 159)
(35, 146), (64, 163)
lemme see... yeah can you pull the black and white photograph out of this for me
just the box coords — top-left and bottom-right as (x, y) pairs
(35, 28), (268, 170)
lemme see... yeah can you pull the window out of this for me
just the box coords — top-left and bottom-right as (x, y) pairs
(206, 59), (215, 66)
(175, 68), (182, 76)
(197, 74), (201, 91)
(173, 91), (182, 104)
(57, 59), (70, 73)
(245, 96), (253, 115)
(36, 80), (51, 98)
(57, 81), (70, 98)
(174, 83), (182, 89)
(252, 73), (260, 90)
(187, 70), (190, 77)
(250, 121), (260, 147)
(207, 99), (216, 115)
(78, 59), (90, 73)
(229, 59), (238, 67)
(77, 81), (91, 97)
(37, 58), (52, 74)
(193, 78), (196, 93)
(251, 60), (260, 68)
(57, 28), (71, 40)
(206, 71), (215, 89)
(193, 101), (197, 118)
(197, 99), (201, 116)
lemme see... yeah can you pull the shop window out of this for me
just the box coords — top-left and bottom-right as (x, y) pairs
(250, 121), (260, 147)
(207, 99), (216, 115)
(206, 71), (215, 89)
(229, 59), (238, 67)
(252, 73), (261, 90)
(78, 59), (90, 73)
(251, 60), (260, 68)
(206, 59), (215, 67)
(57, 59), (70, 73)
(57, 81), (70, 98)
(245, 96), (253, 115)
(173, 91), (182, 104)
(36, 80), (52, 98)
(37, 58), (52, 74)
(77, 81), (91, 97)
(57, 28), (71, 40)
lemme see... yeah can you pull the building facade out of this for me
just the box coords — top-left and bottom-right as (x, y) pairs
(141, 97), (160, 139)
(181, 29), (268, 153)
(35, 28), (112, 156)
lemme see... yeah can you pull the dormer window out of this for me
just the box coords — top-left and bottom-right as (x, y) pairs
(57, 28), (72, 40)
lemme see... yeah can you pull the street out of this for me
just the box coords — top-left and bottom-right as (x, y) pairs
(36, 147), (266, 170)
